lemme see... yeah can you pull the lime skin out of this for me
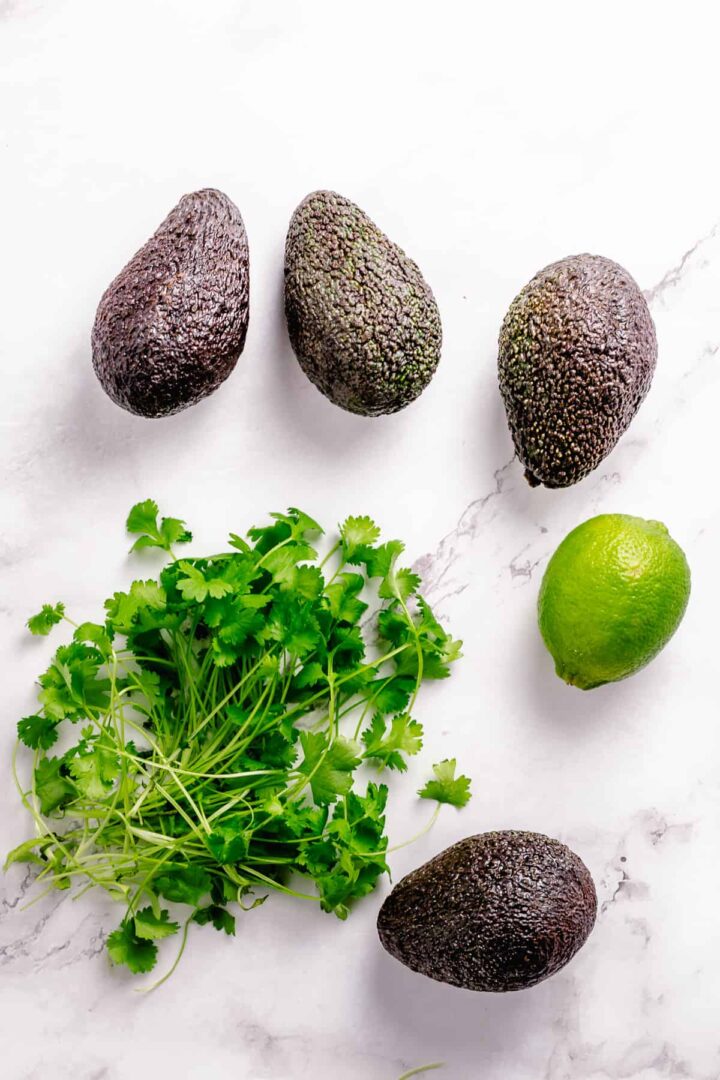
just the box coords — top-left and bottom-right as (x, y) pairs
(538, 514), (691, 690)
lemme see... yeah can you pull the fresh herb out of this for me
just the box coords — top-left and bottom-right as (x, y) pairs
(126, 498), (192, 554)
(26, 602), (65, 636)
(8, 503), (470, 982)
(418, 758), (472, 808)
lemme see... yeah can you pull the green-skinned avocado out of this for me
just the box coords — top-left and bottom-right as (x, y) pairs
(92, 188), (249, 418)
(284, 190), (441, 416)
(498, 254), (657, 488)
(377, 831), (597, 992)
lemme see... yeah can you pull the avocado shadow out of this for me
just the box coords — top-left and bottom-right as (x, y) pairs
(369, 943), (565, 1063)
(468, 345), (520, 487)
(46, 341), (221, 483)
(261, 260), (427, 460)
(471, 371), (574, 538)
(484, 363), (516, 463)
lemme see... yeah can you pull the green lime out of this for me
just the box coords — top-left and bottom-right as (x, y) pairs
(538, 514), (691, 690)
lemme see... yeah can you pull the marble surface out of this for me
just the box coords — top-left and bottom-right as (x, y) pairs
(1, 2), (719, 1077)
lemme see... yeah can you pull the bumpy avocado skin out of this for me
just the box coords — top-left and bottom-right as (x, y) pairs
(284, 190), (441, 416)
(498, 254), (657, 488)
(377, 831), (597, 992)
(92, 189), (249, 418)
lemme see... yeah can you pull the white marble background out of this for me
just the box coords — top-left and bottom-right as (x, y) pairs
(1, 2), (719, 1077)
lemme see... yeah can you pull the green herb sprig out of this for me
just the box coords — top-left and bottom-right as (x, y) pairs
(8, 501), (470, 981)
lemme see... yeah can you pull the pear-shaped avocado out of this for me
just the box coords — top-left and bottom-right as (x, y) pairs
(284, 190), (441, 416)
(498, 254), (656, 488)
(377, 831), (597, 992)
(92, 189), (249, 418)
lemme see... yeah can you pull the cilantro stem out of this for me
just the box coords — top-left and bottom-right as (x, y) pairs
(139, 916), (192, 993)
(319, 540), (341, 570)
(255, 535), (294, 569)
(398, 597), (424, 711)
(153, 781), (209, 839)
(191, 654), (271, 739)
(233, 864), (320, 901)
(384, 804), (441, 857)
(397, 1065), (443, 1079)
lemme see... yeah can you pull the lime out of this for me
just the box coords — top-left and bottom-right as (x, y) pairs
(538, 514), (691, 690)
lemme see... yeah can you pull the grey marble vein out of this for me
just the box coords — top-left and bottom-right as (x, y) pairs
(644, 223), (720, 306)
(413, 457), (515, 600)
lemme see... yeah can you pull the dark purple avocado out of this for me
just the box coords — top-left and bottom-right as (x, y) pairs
(377, 831), (597, 992)
(92, 188), (249, 418)
(498, 254), (656, 488)
(284, 190), (441, 416)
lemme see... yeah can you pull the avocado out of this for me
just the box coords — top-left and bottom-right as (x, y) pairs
(498, 254), (656, 488)
(92, 188), (249, 418)
(284, 190), (441, 416)
(377, 831), (597, 992)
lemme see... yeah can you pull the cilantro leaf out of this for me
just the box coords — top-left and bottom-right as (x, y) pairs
(192, 905), (236, 935)
(215, 606), (262, 647)
(293, 565), (324, 600)
(329, 624), (365, 671)
(340, 515), (381, 559)
(262, 543), (317, 584)
(298, 732), (361, 805)
(400, 636), (464, 680)
(126, 499), (161, 536)
(211, 637), (245, 668)
(417, 596), (446, 637)
(239, 594), (271, 610)
(270, 508), (323, 541)
(69, 747), (119, 801)
(18, 714), (58, 751)
(34, 757), (75, 815)
(126, 499), (192, 554)
(107, 920), (158, 973)
(104, 591), (138, 634)
(362, 713), (423, 771)
(367, 676), (415, 715)
(350, 540), (420, 603)
(382, 567), (421, 602)
(359, 540), (404, 579)
(206, 816), (250, 864)
(265, 593), (322, 656)
(27, 603), (65, 636)
(160, 517), (193, 550)
(418, 759), (472, 808)
(4, 835), (53, 869)
(293, 661), (326, 690)
(73, 622), (113, 657)
(38, 642), (111, 719)
(228, 532), (251, 553)
(133, 907), (180, 941)
(314, 783), (389, 917)
(380, 597), (462, 681)
(130, 579), (166, 609)
(154, 866), (212, 906)
(325, 573), (367, 624)
(176, 562), (233, 603)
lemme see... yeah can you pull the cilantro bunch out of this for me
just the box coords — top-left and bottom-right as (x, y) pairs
(8, 501), (469, 983)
